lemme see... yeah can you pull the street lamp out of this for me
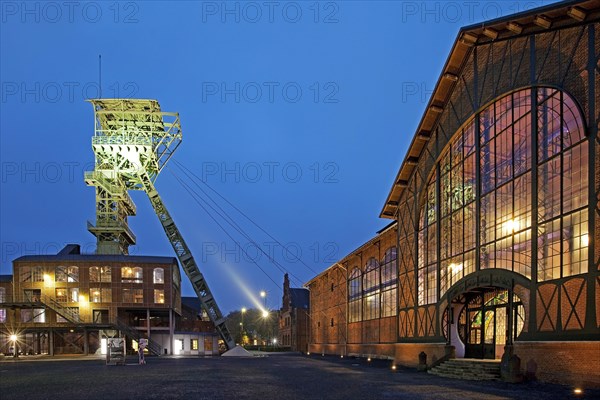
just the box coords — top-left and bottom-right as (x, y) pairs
(260, 290), (267, 308)
(9, 334), (17, 358)
(240, 307), (247, 346)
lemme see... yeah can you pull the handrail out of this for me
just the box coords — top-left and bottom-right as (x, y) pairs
(113, 319), (162, 356)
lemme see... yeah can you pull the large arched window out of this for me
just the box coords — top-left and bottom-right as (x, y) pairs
(348, 268), (362, 322)
(417, 88), (588, 305)
(363, 258), (380, 320)
(381, 247), (397, 317)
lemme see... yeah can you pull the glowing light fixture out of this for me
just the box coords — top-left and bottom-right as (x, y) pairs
(506, 21), (523, 34)
(503, 219), (519, 233)
(574, 388), (583, 395)
(262, 310), (269, 318)
(533, 15), (551, 29)
(10, 334), (17, 342)
(567, 7), (586, 22)
(449, 263), (463, 274)
(482, 27), (498, 40)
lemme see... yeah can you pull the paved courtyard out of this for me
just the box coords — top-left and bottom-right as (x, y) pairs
(0, 354), (597, 399)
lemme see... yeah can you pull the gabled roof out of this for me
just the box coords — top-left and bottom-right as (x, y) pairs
(381, 0), (600, 219)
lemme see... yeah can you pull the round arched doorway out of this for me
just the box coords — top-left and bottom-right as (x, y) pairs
(449, 288), (525, 359)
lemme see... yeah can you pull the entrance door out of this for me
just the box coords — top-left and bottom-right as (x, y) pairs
(460, 289), (522, 359)
(482, 309), (496, 359)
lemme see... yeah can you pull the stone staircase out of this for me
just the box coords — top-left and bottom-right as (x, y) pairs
(428, 358), (501, 381)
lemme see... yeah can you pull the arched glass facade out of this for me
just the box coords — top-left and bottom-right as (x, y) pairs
(418, 88), (588, 305)
(348, 247), (398, 322)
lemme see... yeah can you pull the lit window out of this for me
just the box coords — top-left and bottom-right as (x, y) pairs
(153, 268), (164, 284)
(20, 308), (45, 323)
(123, 288), (144, 303)
(348, 268), (362, 322)
(20, 266), (44, 282)
(56, 266), (79, 282)
(191, 339), (198, 350)
(381, 247), (397, 317)
(363, 258), (380, 320)
(90, 288), (112, 303)
(414, 87), (588, 302)
(90, 266), (111, 282)
(121, 267), (143, 283)
(154, 289), (165, 304)
(55, 288), (68, 303)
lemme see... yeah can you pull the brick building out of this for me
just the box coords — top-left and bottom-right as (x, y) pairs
(0, 244), (219, 356)
(307, 222), (397, 357)
(278, 273), (309, 352)
(307, 1), (600, 386)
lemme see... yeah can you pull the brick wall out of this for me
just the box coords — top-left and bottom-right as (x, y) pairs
(514, 341), (600, 387)
(394, 343), (447, 367)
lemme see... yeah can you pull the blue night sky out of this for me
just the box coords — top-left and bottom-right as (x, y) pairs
(1, 1), (554, 313)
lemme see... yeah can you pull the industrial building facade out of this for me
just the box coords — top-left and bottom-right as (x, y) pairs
(308, 1), (599, 386)
(0, 245), (219, 356)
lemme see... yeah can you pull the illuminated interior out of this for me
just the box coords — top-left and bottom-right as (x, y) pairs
(418, 88), (588, 305)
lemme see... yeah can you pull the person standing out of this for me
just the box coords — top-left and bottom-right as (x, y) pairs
(138, 338), (147, 365)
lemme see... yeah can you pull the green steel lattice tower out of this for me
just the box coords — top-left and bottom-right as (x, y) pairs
(84, 99), (235, 349)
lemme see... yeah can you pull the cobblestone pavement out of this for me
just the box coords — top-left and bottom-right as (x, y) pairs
(0, 354), (597, 399)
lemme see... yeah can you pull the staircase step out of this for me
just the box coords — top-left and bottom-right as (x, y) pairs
(428, 358), (501, 382)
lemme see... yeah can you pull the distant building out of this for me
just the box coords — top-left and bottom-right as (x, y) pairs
(0, 244), (219, 356)
(278, 274), (309, 352)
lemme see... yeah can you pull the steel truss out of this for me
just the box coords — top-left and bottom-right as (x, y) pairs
(85, 99), (235, 349)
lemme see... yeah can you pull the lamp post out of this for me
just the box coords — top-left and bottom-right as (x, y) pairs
(260, 290), (267, 309)
(260, 290), (269, 345)
(241, 307), (247, 346)
(10, 334), (17, 358)
(261, 308), (270, 348)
